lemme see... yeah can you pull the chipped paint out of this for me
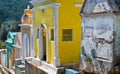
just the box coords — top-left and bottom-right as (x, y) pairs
(80, 15), (114, 73)
(93, 2), (111, 13)
(80, 0), (120, 74)
(80, 13), (120, 74)
(82, 0), (112, 14)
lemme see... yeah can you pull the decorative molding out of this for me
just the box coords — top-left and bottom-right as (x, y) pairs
(30, 0), (48, 5)
(19, 24), (33, 28)
(33, 3), (61, 10)
(75, 4), (83, 7)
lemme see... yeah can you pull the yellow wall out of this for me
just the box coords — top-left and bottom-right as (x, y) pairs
(57, 0), (83, 64)
(33, 0), (84, 64)
(34, 8), (55, 64)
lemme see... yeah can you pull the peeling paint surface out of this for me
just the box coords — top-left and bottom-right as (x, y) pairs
(80, 15), (114, 73)
(93, 2), (111, 13)
(83, 0), (112, 14)
(80, 0), (120, 73)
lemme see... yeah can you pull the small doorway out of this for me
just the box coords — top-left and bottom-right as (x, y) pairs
(39, 24), (48, 61)
(42, 27), (46, 61)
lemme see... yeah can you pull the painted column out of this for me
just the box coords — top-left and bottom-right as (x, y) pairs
(30, 26), (34, 57)
(32, 8), (36, 58)
(53, 3), (61, 67)
(39, 25), (43, 60)
(20, 26), (24, 60)
(23, 34), (26, 60)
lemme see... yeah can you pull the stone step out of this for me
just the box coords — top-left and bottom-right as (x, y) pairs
(37, 65), (56, 74)
(39, 61), (64, 74)
(26, 58), (64, 74)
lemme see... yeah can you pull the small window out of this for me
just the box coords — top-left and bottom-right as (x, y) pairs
(62, 29), (73, 41)
(50, 29), (54, 41)
(37, 28), (39, 38)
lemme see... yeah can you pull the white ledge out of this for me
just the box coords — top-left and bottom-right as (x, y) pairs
(33, 3), (61, 10)
(75, 4), (83, 7)
(19, 24), (33, 28)
(30, 0), (48, 5)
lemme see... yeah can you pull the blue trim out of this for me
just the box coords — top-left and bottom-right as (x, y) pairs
(65, 69), (80, 74)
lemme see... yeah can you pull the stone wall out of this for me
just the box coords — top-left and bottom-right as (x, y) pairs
(25, 60), (80, 74)
(25, 60), (47, 74)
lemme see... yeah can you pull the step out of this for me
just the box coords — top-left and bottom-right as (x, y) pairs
(39, 61), (64, 74)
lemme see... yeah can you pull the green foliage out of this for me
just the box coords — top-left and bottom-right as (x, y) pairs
(0, 20), (20, 41)
(0, 0), (32, 21)
(0, 40), (7, 49)
(0, 0), (32, 41)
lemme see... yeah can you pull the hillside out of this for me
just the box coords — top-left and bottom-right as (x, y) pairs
(0, 0), (32, 22)
(0, 0), (33, 41)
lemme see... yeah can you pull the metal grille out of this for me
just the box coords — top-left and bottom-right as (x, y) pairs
(62, 29), (73, 41)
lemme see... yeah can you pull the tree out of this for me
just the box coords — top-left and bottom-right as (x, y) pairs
(0, 0), (32, 41)
(0, 20), (20, 41)
(0, 0), (33, 22)
(0, 40), (7, 49)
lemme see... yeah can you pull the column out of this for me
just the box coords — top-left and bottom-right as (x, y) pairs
(30, 26), (34, 57)
(53, 3), (61, 67)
